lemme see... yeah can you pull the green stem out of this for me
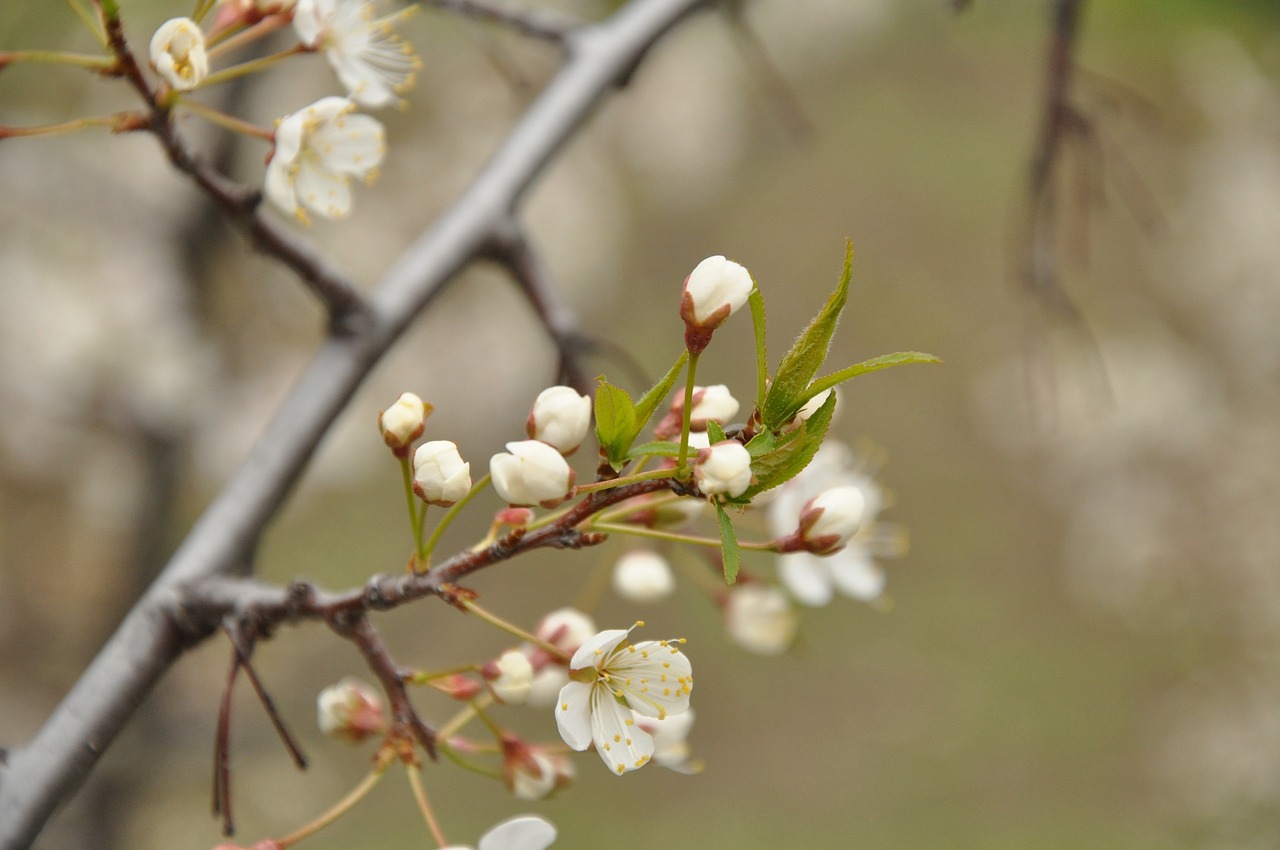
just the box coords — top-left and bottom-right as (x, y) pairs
(405, 663), (479, 686)
(64, 0), (107, 46)
(461, 599), (568, 662)
(470, 701), (504, 741)
(191, 0), (218, 24)
(675, 350), (701, 474)
(275, 754), (390, 848)
(422, 474), (489, 560)
(0, 49), (114, 70)
(398, 456), (426, 564)
(405, 765), (448, 849)
(574, 466), (678, 494)
(437, 740), (504, 779)
(592, 490), (684, 525)
(590, 521), (775, 551)
(1, 114), (131, 139)
(200, 44), (305, 86)
(436, 696), (487, 743)
(174, 96), (274, 140)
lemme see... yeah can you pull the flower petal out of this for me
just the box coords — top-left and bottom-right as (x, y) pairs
(590, 686), (654, 775)
(567, 628), (630, 671)
(779, 552), (835, 606)
(478, 815), (557, 850)
(554, 680), (593, 751)
(828, 547), (886, 601)
(613, 640), (692, 719)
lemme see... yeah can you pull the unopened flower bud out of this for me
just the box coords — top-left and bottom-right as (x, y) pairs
(798, 485), (866, 554)
(534, 608), (597, 655)
(379, 392), (429, 452)
(435, 673), (483, 701)
(527, 386), (592, 454)
(654, 385), (741, 439)
(693, 440), (753, 498)
(412, 440), (471, 506)
(725, 584), (797, 656)
(150, 18), (208, 91)
(680, 255), (753, 353)
(317, 678), (386, 742)
(612, 550), (676, 602)
(485, 649), (534, 705)
(503, 738), (575, 800)
(490, 440), (574, 507)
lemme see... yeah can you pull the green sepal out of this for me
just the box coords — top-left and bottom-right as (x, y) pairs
(594, 377), (638, 468)
(733, 390), (835, 502)
(761, 240), (853, 429)
(705, 419), (728, 444)
(633, 350), (689, 436)
(799, 351), (942, 405)
(715, 503), (741, 585)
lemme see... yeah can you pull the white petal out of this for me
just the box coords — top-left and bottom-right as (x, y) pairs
(263, 157), (299, 217)
(828, 548), (886, 601)
(310, 111), (385, 176)
(478, 815), (557, 850)
(590, 686), (655, 775)
(567, 628), (630, 670)
(294, 161), (352, 219)
(613, 641), (692, 719)
(779, 553), (834, 606)
(553, 680), (593, 751)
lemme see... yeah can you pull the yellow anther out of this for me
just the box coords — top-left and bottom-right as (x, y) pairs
(635, 620), (645, 628)
(613, 734), (621, 743)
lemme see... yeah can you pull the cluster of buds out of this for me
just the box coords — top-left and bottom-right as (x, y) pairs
(490, 386), (590, 507)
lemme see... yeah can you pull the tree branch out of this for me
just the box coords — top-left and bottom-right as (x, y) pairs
(0, 1), (710, 846)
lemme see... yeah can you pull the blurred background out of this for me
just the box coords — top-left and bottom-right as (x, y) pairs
(3, 0), (1280, 847)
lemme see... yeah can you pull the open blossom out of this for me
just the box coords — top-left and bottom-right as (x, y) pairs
(725, 584), (797, 655)
(317, 678), (386, 741)
(527, 386), (592, 454)
(612, 549), (676, 602)
(379, 391), (427, 449)
(555, 624), (693, 775)
(293, 0), (419, 109)
(693, 439), (753, 498)
(149, 18), (208, 91)
(413, 440), (471, 505)
(265, 97), (385, 223)
(440, 815), (557, 850)
(632, 707), (698, 773)
(490, 440), (574, 507)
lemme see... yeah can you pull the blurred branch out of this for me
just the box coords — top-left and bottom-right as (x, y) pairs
(0, 1), (711, 846)
(419, 0), (579, 43)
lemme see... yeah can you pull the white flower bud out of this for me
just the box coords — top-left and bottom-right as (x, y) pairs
(611, 550), (676, 602)
(149, 18), (208, 91)
(693, 440), (753, 498)
(798, 485), (867, 554)
(505, 746), (575, 800)
(490, 440), (574, 507)
(688, 384), (740, 429)
(725, 585), (797, 656)
(487, 649), (534, 705)
(534, 608), (597, 654)
(379, 391), (428, 450)
(316, 678), (386, 741)
(794, 387), (838, 423)
(412, 440), (471, 506)
(680, 255), (753, 328)
(527, 386), (592, 454)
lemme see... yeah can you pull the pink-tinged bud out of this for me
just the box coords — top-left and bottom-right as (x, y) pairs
(612, 550), (676, 602)
(149, 18), (208, 91)
(502, 737), (575, 800)
(316, 678), (387, 742)
(379, 392), (430, 453)
(484, 649), (535, 705)
(680, 255), (753, 354)
(412, 440), (471, 506)
(434, 673), (483, 701)
(797, 485), (866, 554)
(693, 440), (753, 498)
(527, 386), (592, 454)
(495, 506), (535, 528)
(654, 385), (741, 439)
(724, 584), (797, 656)
(489, 440), (574, 507)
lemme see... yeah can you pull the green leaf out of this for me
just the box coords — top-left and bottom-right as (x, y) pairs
(625, 440), (682, 459)
(715, 503), (740, 585)
(748, 287), (768, 410)
(761, 240), (853, 429)
(705, 419), (727, 444)
(594, 378), (637, 467)
(736, 391), (835, 501)
(633, 350), (689, 435)
(801, 351), (942, 404)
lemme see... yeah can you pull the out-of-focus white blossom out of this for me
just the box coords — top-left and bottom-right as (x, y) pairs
(316, 677), (386, 741)
(611, 549), (676, 602)
(440, 815), (557, 850)
(490, 439), (574, 507)
(412, 440), (470, 505)
(486, 649), (535, 705)
(725, 584), (797, 655)
(555, 624), (693, 775)
(527, 386), (592, 454)
(693, 440), (752, 498)
(534, 608), (597, 655)
(655, 384), (741, 438)
(265, 97), (385, 223)
(504, 742), (574, 800)
(632, 707), (699, 773)
(780, 547), (887, 606)
(149, 18), (208, 91)
(293, 0), (419, 109)
(379, 391), (427, 449)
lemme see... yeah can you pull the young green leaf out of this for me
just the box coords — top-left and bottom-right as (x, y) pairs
(761, 240), (853, 429)
(625, 440), (682, 459)
(594, 378), (638, 468)
(736, 390), (835, 501)
(800, 351), (942, 404)
(705, 419), (728, 444)
(716, 503), (741, 585)
(748, 287), (768, 410)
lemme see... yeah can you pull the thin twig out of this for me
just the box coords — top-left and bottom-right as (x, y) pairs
(419, 0), (578, 43)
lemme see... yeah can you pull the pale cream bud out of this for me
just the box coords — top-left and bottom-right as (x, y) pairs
(379, 392), (428, 450)
(611, 550), (676, 602)
(693, 440), (753, 498)
(798, 485), (867, 554)
(527, 386), (592, 454)
(486, 649), (534, 705)
(490, 440), (574, 507)
(316, 678), (386, 741)
(412, 440), (471, 506)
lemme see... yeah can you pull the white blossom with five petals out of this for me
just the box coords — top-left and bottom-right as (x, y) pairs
(555, 624), (693, 775)
(292, 0), (419, 109)
(265, 97), (385, 223)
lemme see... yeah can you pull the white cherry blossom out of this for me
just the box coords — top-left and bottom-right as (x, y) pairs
(611, 549), (676, 602)
(265, 97), (385, 223)
(293, 0), (419, 109)
(555, 623), (693, 775)
(724, 584), (797, 655)
(149, 18), (208, 91)
(440, 815), (557, 850)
